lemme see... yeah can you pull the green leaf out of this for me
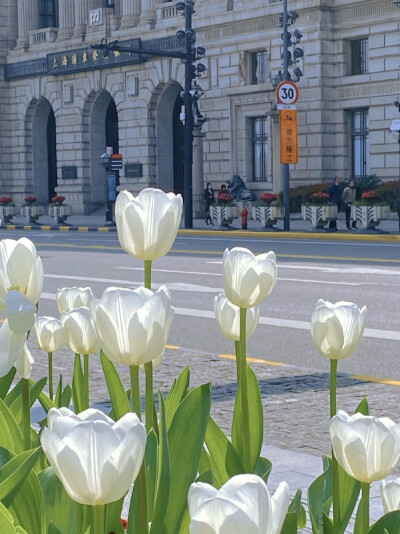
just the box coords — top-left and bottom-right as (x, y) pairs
(308, 455), (333, 534)
(71, 354), (84, 414)
(253, 456), (272, 483)
(149, 392), (171, 534)
(105, 499), (124, 534)
(100, 350), (130, 419)
(0, 399), (23, 453)
(38, 467), (77, 534)
(0, 447), (42, 500)
(162, 384), (210, 534)
(165, 367), (190, 429)
(0, 369), (16, 399)
(38, 391), (57, 415)
(8, 378), (47, 425)
(280, 512), (298, 534)
(196, 469), (214, 484)
(336, 465), (361, 534)
(47, 523), (64, 534)
(198, 447), (212, 477)
(0, 501), (29, 534)
(54, 375), (63, 408)
(288, 489), (307, 529)
(355, 396), (369, 416)
(61, 385), (72, 408)
(231, 366), (263, 472)
(369, 511), (400, 533)
(205, 417), (244, 488)
(145, 429), (158, 520)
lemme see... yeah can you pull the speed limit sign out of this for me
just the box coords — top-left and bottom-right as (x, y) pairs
(276, 81), (299, 105)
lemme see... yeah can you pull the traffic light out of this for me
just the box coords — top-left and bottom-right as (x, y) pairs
(279, 10), (304, 84)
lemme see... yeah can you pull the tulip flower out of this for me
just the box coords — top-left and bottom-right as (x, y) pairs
(0, 237), (43, 310)
(214, 293), (260, 341)
(223, 248), (277, 309)
(5, 290), (36, 334)
(311, 300), (367, 360)
(330, 410), (400, 483)
(35, 316), (65, 353)
(61, 307), (99, 356)
(381, 478), (400, 514)
(188, 474), (290, 534)
(57, 287), (95, 314)
(115, 189), (183, 261)
(40, 407), (147, 506)
(95, 286), (173, 367)
(14, 343), (34, 380)
(0, 320), (28, 377)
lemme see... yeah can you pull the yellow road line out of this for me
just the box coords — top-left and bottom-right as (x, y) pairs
(166, 344), (180, 350)
(351, 374), (400, 387)
(98, 228), (109, 232)
(219, 353), (287, 366)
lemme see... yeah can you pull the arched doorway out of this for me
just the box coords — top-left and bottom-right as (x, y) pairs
(31, 98), (57, 203)
(156, 82), (184, 194)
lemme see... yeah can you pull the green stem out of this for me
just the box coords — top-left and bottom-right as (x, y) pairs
(239, 307), (251, 471)
(144, 362), (153, 433)
(137, 464), (148, 534)
(22, 378), (31, 450)
(234, 340), (241, 384)
(48, 352), (53, 401)
(360, 482), (370, 533)
(144, 259), (152, 289)
(75, 504), (83, 534)
(130, 365), (141, 419)
(93, 505), (105, 534)
(84, 354), (89, 410)
(330, 358), (339, 531)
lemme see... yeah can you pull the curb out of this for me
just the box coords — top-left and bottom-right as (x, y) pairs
(2, 224), (117, 232)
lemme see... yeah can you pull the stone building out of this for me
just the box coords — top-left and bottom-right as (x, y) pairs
(0, 0), (399, 214)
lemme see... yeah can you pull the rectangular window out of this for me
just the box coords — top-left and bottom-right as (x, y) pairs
(351, 38), (368, 75)
(351, 109), (369, 178)
(39, 0), (58, 28)
(250, 51), (268, 84)
(251, 117), (268, 181)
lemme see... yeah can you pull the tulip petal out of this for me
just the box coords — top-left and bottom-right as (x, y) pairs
(35, 316), (65, 353)
(0, 320), (27, 377)
(381, 478), (400, 514)
(6, 290), (36, 334)
(188, 482), (219, 518)
(14, 343), (34, 379)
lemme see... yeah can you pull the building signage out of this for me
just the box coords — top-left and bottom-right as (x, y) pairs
(89, 8), (103, 26)
(280, 109), (298, 164)
(276, 81), (299, 106)
(61, 166), (77, 180)
(125, 163), (143, 178)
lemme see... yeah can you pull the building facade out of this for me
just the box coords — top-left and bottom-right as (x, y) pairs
(0, 0), (399, 213)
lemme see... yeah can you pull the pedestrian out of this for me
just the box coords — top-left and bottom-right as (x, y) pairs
(217, 184), (232, 204)
(203, 182), (215, 225)
(327, 176), (342, 230)
(342, 179), (357, 230)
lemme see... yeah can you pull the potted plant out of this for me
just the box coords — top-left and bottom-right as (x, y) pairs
(0, 196), (17, 223)
(211, 188), (238, 226)
(351, 191), (390, 229)
(301, 192), (338, 229)
(251, 193), (285, 228)
(48, 195), (72, 223)
(21, 195), (44, 223)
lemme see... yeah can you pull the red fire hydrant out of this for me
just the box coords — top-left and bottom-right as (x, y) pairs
(241, 207), (248, 230)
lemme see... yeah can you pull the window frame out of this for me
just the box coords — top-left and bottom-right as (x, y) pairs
(350, 38), (368, 75)
(249, 50), (268, 85)
(350, 108), (370, 178)
(251, 116), (269, 182)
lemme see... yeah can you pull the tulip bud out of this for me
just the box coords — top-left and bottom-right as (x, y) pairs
(115, 189), (183, 261)
(96, 286), (173, 366)
(188, 474), (290, 534)
(61, 307), (99, 355)
(223, 248), (277, 309)
(57, 287), (95, 314)
(381, 478), (400, 514)
(40, 407), (147, 505)
(214, 293), (260, 341)
(35, 316), (65, 353)
(330, 410), (400, 483)
(311, 300), (367, 360)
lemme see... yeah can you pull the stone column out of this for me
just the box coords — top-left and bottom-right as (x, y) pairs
(16, 0), (38, 50)
(140, 0), (155, 26)
(120, 0), (140, 28)
(58, 0), (75, 40)
(73, 0), (88, 40)
(193, 125), (206, 218)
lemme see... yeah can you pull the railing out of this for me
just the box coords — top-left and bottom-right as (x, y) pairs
(156, 2), (178, 21)
(29, 28), (58, 46)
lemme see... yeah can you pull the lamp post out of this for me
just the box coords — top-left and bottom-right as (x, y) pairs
(91, 0), (205, 229)
(389, 107), (400, 233)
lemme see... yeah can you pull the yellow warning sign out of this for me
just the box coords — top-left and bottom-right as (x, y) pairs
(280, 109), (298, 164)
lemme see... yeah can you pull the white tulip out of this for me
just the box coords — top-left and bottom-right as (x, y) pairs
(214, 293), (260, 341)
(0, 320), (27, 377)
(0, 237), (43, 309)
(311, 300), (367, 360)
(35, 316), (65, 353)
(57, 287), (95, 314)
(188, 474), (290, 534)
(14, 343), (34, 379)
(223, 248), (277, 309)
(115, 189), (183, 261)
(40, 407), (147, 506)
(96, 286), (173, 366)
(61, 307), (99, 355)
(330, 410), (400, 483)
(381, 478), (400, 513)
(5, 290), (36, 334)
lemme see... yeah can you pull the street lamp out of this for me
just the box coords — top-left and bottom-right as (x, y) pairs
(389, 107), (400, 233)
(91, 0), (206, 229)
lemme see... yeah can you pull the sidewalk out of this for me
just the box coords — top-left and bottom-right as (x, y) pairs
(2, 211), (400, 241)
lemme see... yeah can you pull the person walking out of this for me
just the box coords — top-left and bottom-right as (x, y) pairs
(342, 180), (357, 230)
(327, 176), (342, 230)
(203, 182), (215, 225)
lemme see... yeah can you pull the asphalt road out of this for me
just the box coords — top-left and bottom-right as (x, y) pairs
(1, 230), (399, 381)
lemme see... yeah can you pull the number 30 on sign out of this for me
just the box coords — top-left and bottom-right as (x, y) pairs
(276, 81), (299, 106)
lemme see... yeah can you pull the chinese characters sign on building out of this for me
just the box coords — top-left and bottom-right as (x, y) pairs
(280, 109), (298, 164)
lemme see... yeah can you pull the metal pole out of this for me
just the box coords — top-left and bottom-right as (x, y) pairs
(398, 138), (400, 233)
(282, 0), (290, 231)
(183, 0), (194, 228)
